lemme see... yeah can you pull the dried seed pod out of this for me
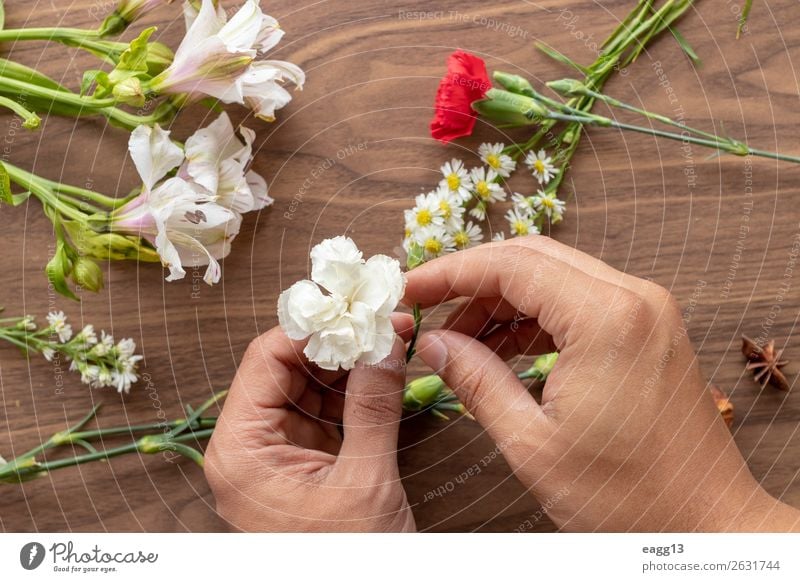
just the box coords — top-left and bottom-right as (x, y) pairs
(741, 336), (790, 391)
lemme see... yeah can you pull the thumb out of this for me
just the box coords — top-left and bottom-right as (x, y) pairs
(416, 330), (551, 445)
(337, 336), (407, 471)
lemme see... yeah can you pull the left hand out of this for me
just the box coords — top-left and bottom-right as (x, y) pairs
(204, 315), (416, 532)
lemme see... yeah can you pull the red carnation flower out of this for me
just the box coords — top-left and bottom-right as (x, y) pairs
(429, 50), (491, 143)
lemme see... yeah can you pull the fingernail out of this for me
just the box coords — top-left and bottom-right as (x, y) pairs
(422, 333), (449, 372)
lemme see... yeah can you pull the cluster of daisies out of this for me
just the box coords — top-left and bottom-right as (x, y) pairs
(402, 143), (567, 261)
(0, 311), (143, 394)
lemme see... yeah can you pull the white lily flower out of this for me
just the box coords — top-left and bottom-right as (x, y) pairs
(112, 123), (242, 284)
(153, 0), (303, 120)
(182, 112), (273, 213)
(278, 236), (405, 371)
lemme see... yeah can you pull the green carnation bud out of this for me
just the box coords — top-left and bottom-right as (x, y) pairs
(493, 71), (535, 97)
(520, 352), (559, 381)
(546, 78), (589, 98)
(403, 375), (447, 411)
(472, 88), (547, 126)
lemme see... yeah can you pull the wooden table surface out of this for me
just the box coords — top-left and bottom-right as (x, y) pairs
(2, 0), (800, 532)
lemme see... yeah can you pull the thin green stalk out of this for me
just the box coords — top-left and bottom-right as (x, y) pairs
(0, 74), (116, 110)
(0, 28), (101, 42)
(405, 303), (422, 362)
(3, 163), (95, 222)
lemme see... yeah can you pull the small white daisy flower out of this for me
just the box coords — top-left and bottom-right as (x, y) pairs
(42, 347), (55, 362)
(76, 325), (98, 346)
(432, 185), (465, 231)
(468, 201), (487, 221)
(525, 149), (559, 185)
(116, 338), (138, 359)
(46, 311), (73, 343)
(91, 332), (115, 357)
(452, 221), (483, 250)
(413, 225), (456, 260)
(439, 159), (473, 201)
(532, 190), (567, 222)
(506, 208), (540, 237)
(492, 232), (506, 242)
(511, 193), (536, 215)
(405, 192), (445, 232)
(478, 143), (516, 178)
(470, 167), (505, 204)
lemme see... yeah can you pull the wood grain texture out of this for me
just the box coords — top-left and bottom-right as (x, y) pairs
(1, 0), (800, 532)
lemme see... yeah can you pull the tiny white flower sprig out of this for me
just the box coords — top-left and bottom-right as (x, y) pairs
(0, 309), (142, 394)
(402, 142), (567, 266)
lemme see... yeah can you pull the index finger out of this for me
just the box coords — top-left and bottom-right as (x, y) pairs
(403, 238), (628, 344)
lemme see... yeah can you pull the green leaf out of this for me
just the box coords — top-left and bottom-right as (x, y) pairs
(45, 242), (78, 301)
(535, 42), (589, 75)
(0, 1), (5, 31)
(406, 242), (424, 270)
(670, 26), (701, 65)
(80, 70), (110, 97)
(737, 0), (753, 39)
(11, 191), (31, 206)
(0, 161), (11, 205)
(115, 27), (156, 74)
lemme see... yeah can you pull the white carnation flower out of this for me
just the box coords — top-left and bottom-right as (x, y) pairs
(277, 236), (405, 370)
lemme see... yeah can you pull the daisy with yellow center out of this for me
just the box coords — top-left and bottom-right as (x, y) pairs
(469, 167), (505, 204)
(404, 192), (444, 234)
(412, 225), (456, 260)
(432, 185), (465, 230)
(525, 149), (558, 185)
(505, 208), (539, 237)
(478, 142), (516, 178)
(531, 190), (566, 222)
(453, 221), (483, 249)
(439, 159), (473, 201)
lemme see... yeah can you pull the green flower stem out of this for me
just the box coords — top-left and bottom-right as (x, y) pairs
(22, 429), (215, 476)
(0, 27), (101, 43)
(2, 161), (121, 216)
(505, 0), (694, 161)
(405, 303), (422, 362)
(0, 74), (116, 110)
(57, 418), (218, 443)
(546, 111), (800, 164)
(0, 95), (39, 128)
(550, 81), (722, 142)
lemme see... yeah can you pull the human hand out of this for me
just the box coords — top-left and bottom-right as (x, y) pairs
(204, 316), (416, 532)
(405, 236), (800, 532)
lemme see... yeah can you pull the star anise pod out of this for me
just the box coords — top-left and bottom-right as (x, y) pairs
(709, 385), (734, 429)
(741, 335), (790, 391)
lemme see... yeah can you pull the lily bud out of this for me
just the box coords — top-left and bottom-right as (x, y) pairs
(98, 0), (173, 38)
(71, 257), (105, 292)
(112, 77), (146, 107)
(493, 71), (535, 97)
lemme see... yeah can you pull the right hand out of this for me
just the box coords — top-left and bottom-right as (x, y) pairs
(405, 236), (800, 532)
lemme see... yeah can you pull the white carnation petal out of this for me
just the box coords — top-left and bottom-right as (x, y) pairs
(358, 315), (396, 366)
(310, 236), (363, 297)
(357, 254), (406, 316)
